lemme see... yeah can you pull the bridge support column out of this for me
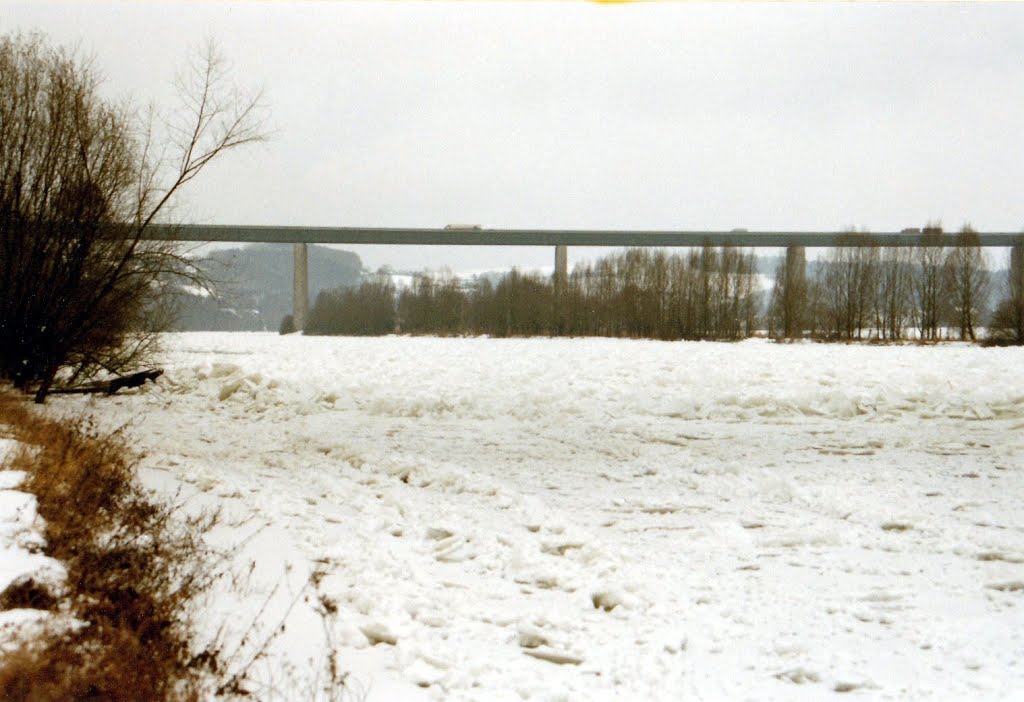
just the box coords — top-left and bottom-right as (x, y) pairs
(779, 245), (807, 338)
(1012, 243), (1024, 300)
(554, 245), (567, 285)
(293, 242), (308, 331)
(1007, 242), (1024, 343)
(554, 245), (568, 333)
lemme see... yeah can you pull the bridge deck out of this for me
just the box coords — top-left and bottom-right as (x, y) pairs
(145, 225), (1022, 247)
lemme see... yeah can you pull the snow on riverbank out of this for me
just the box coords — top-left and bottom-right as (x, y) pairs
(0, 438), (67, 649)
(51, 334), (1024, 700)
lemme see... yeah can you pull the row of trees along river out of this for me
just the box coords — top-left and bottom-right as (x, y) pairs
(302, 227), (1024, 345)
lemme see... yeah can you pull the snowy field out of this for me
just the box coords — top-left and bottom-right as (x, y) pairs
(41, 333), (1024, 700)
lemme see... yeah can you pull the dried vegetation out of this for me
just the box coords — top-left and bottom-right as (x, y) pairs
(0, 391), (214, 701)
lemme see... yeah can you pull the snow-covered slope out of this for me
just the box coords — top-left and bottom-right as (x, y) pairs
(52, 334), (1024, 700)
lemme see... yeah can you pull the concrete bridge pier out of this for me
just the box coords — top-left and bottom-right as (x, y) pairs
(554, 245), (568, 286)
(293, 242), (308, 331)
(780, 245), (807, 338)
(553, 244), (568, 333)
(1012, 243), (1024, 300)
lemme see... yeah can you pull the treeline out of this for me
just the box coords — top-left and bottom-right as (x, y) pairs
(769, 226), (1024, 343)
(302, 228), (1024, 345)
(306, 278), (397, 335)
(305, 246), (760, 340)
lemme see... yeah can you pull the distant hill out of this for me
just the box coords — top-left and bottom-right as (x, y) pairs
(172, 244), (362, 331)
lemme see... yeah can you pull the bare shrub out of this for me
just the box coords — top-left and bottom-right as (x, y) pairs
(278, 314), (296, 335)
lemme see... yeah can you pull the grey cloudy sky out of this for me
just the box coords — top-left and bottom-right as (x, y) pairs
(7, 1), (1024, 272)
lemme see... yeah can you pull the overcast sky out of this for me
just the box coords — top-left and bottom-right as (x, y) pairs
(8, 1), (1024, 272)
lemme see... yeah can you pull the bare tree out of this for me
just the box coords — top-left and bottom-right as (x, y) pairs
(696, 244), (717, 338)
(875, 246), (913, 340)
(820, 231), (878, 340)
(715, 245), (757, 339)
(944, 226), (989, 341)
(647, 249), (670, 338)
(0, 33), (266, 401)
(911, 225), (947, 341)
(667, 253), (696, 338)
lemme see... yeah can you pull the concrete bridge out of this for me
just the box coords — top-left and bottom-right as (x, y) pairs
(144, 225), (1024, 331)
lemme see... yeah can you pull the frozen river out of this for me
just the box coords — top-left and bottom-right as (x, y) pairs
(52, 333), (1024, 700)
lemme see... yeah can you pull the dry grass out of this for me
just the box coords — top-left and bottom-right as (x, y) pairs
(0, 391), (212, 701)
(0, 391), (355, 701)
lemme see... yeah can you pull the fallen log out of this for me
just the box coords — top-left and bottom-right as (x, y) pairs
(46, 369), (164, 396)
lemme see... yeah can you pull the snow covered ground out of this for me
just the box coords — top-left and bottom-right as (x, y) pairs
(46, 333), (1024, 701)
